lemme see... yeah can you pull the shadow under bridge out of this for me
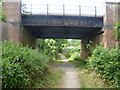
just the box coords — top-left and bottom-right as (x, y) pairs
(22, 15), (103, 39)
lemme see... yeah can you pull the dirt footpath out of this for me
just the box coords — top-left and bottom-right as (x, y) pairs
(54, 54), (80, 88)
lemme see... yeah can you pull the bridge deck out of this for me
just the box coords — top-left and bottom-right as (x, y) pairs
(22, 15), (103, 27)
(22, 14), (103, 39)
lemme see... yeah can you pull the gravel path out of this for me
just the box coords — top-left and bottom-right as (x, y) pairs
(57, 54), (80, 88)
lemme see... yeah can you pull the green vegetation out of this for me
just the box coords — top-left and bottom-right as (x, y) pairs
(114, 22), (120, 41)
(68, 52), (80, 62)
(74, 46), (119, 88)
(74, 45), (119, 88)
(63, 39), (81, 61)
(1, 40), (66, 88)
(38, 39), (68, 59)
(88, 45), (120, 88)
(1, 38), (119, 88)
(63, 38), (119, 88)
(1, 41), (51, 88)
(64, 39), (119, 88)
(0, 11), (5, 22)
(0, 2), (6, 22)
(56, 59), (63, 63)
(35, 70), (64, 88)
(75, 60), (110, 88)
(0, 37), (1, 89)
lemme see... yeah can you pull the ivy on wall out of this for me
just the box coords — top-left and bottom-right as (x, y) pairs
(0, 2), (6, 22)
(114, 22), (120, 41)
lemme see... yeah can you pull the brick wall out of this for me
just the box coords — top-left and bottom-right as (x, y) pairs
(2, 1), (37, 48)
(103, 2), (120, 48)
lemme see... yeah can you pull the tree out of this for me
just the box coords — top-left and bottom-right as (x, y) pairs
(37, 39), (68, 58)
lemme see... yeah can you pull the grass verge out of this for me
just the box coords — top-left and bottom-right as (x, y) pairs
(56, 60), (63, 63)
(34, 56), (65, 88)
(74, 60), (111, 88)
(34, 70), (64, 88)
(56, 54), (63, 63)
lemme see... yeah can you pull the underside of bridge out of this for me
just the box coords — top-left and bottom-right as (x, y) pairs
(24, 26), (101, 39)
(22, 15), (103, 39)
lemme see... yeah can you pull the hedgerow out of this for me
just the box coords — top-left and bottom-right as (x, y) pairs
(1, 41), (50, 88)
(88, 46), (120, 88)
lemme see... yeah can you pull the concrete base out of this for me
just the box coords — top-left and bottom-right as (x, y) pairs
(21, 27), (37, 49)
(80, 30), (103, 60)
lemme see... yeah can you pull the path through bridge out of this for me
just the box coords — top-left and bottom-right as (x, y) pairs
(51, 54), (80, 88)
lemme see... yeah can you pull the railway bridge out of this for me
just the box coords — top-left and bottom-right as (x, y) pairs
(2, 1), (120, 59)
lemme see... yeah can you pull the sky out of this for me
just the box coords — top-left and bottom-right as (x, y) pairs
(22, 0), (120, 16)
(22, 0), (120, 4)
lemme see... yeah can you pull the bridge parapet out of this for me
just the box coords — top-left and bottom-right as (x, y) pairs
(21, 4), (103, 17)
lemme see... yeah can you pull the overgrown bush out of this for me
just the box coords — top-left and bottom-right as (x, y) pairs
(1, 41), (50, 88)
(88, 46), (120, 88)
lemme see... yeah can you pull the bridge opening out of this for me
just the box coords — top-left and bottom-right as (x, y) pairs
(37, 38), (82, 61)
(36, 36), (101, 63)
